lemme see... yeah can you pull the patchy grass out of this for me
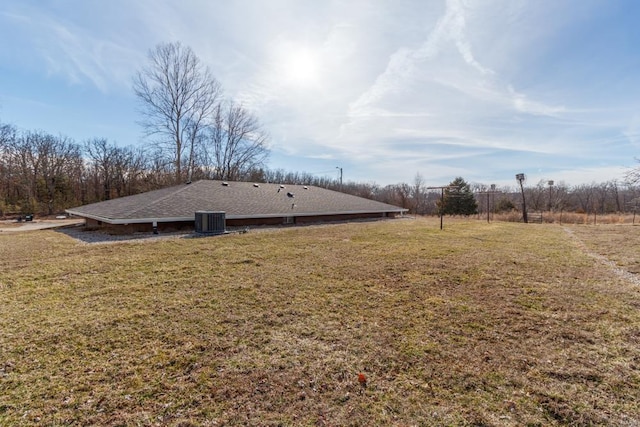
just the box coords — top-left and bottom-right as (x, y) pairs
(1, 218), (639, 426)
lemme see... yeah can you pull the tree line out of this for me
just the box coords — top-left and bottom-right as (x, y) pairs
(0, 121), (638, 217)
(378, 175), (640, 217)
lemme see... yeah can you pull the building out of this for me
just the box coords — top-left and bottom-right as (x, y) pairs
(65, 180), (408, 233)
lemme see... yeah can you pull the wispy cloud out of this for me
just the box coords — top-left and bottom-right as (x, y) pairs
(347, 0), (493, 117)
(2, 2), (142, 92)
(507, 85), (566, 117)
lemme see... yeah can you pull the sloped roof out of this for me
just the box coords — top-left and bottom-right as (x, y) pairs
(66, 180), (407, 224)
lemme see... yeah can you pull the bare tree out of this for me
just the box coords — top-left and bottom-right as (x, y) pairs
(85, 138), (117, 200)
(37, 134), (81, 215)
(62, 151), (86, 207)
(524, 180), (548, 212)
(85, 139), (146, 200)
(0, 123), (17, 214)
(625, 158), (640, 186)
(610, 179), (622, 212)
(594, 181), (612, 213)
(412, 172), (426, 214)
(10, 131), (81, 214)
(112, 146), (147, 197)
(0, 122), (14, 146)
(395, 183), (413, 210)
(550, 181), (569, 212)
(133, 42), (221, 183)
(205, 101), (269, 181)
(572, 183), (596, 214)
(142, 147), (175, 190)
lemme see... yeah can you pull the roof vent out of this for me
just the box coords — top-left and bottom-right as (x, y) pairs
(287, 192), (294, 198)
(222, 181), (229, 186)
(195, 211), (226, 235)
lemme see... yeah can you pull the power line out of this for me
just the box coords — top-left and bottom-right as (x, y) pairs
(427, 185), (460, 230)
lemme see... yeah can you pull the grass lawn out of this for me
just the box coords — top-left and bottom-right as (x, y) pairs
(1, 218), (639, 426)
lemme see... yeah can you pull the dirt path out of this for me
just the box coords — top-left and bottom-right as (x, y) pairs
(563, 226), (640, 287)
(0, 219), (84, 233)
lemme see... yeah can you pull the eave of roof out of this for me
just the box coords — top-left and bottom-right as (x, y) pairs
(65, 209), (406, 225)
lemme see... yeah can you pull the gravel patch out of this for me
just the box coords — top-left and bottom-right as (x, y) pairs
(56, 225), (194, 244)
(54, 217), (404, 244)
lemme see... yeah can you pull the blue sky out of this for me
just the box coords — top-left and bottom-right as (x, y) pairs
(1, 0), (640, 187)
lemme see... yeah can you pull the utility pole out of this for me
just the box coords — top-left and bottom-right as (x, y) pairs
(336, 166), (343, 191)
(516, 173), (528, 223)
(477, 184), (498, 223)
(427, 185), (459, 230)
(548, 180), (554, 212)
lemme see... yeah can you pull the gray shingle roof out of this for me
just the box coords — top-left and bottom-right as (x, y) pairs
(66, 180), (407, 224)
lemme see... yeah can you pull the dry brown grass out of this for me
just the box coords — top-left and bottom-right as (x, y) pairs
(1, 218), (639, 426)
(493, 211), (638, 225)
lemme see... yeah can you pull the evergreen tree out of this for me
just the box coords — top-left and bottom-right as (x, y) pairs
(438, 177), (478, 216)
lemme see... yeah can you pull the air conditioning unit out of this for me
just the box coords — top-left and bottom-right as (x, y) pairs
(195, 211), (226, 235)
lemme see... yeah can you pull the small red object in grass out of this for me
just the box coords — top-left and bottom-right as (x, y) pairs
(358, 372), (367, 385)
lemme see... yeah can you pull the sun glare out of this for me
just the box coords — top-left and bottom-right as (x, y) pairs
(284, 49), (319, 87)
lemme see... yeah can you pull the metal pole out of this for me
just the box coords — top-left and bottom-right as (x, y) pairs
(521, 181), (528, 223)
(487, 192), (490, 223)
(440, 187), (444, 230)
(490, 184), (496, 222)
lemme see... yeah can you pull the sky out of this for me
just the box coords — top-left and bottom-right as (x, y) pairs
(1, 0), (640, 188)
